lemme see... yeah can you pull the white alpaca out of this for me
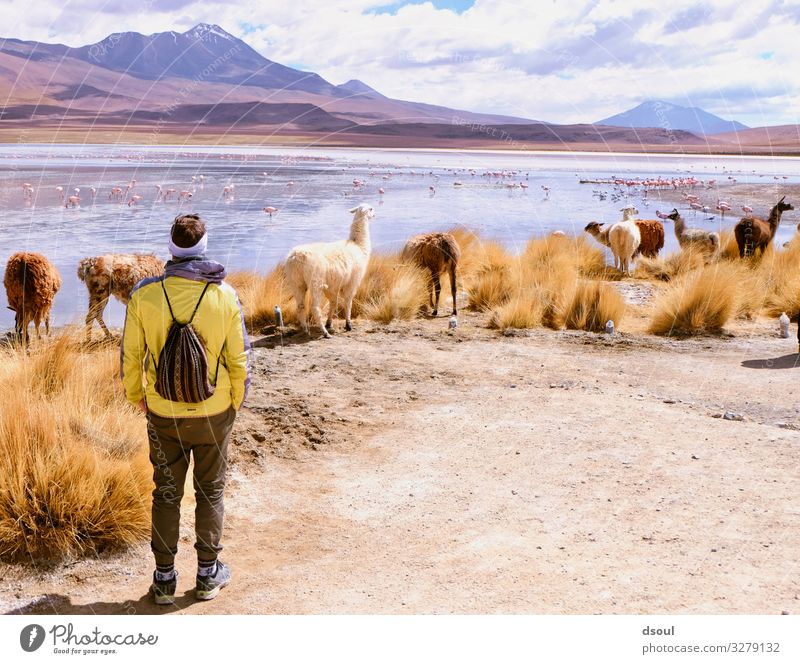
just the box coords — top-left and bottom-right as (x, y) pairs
(285, 203), (375, 338)
(608, 206), (641, 275)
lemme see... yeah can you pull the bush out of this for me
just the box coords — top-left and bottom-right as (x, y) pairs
(0, 333), (149, 561)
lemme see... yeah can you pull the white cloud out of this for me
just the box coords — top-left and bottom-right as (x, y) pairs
(2, 0), (798, 126)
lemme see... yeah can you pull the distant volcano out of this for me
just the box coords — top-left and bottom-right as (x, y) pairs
(596, 100), (748, 136)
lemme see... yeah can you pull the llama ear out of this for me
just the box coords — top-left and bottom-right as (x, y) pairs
(348, 206), (358, 213)
(779, 196), (786, 203)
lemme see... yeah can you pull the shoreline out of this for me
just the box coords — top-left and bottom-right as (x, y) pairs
(1, 131), (799, 158)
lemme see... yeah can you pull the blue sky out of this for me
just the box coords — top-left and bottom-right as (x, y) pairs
(4, 0), (799, 126)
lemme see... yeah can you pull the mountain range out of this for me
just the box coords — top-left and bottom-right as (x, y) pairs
(0, 24), (788, 150)
(0, 23), (534, 129)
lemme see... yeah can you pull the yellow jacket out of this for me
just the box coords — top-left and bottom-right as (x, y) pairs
(121, 273), (250, 418)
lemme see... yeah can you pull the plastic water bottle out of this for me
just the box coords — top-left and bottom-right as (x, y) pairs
(605, 319), (615, 335)
(779, 312), (790, 338)
(274, 305), (284, 328)
(448, 315), (458, 330)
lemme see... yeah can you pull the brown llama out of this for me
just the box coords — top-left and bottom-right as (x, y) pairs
(734, 196), (794, 258)
(632, 219), (665, 258)
(3, 252), (62, 344)
(78, 253), (165, 339)
(401, 232), (461, 316)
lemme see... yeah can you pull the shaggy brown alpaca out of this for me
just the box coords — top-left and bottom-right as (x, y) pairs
(3, 252), (62, 344)
(632, 219), (665, 258)
(734, 196), (794, 258)
(78, 253), (164, 339)
(401, 232), (461, 316)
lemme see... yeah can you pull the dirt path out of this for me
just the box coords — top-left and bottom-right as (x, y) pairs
(4, 313), (800, 615)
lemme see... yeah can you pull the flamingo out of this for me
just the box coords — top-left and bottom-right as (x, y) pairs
(89, 187), (97, 198)
(262, 206), (278, 218)
(179, 190), (193, 200)
(55, 186), (64, 198)
(73, 187), (80, 196)
(65, 195), (81, 208)
(541, 185), (550, 197)
(429, 185), (436, 195)
(127, 195), (143, 206)
(716, 200), (731, 217)
(164, 188), (177, 201)
(222, 184), (235, 198)
(378, 188), (385, 195)
(519, 182), (528, 189)
(741, 205), (753, 214)
(108, 186), (123, 200)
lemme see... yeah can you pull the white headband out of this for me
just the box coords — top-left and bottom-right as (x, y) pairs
(169, 233), (208, 258)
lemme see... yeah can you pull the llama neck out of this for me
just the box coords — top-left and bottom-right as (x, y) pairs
(349, 215), (371, 253)
(673, 215), (685, 239)
(768, 206), (784, 237)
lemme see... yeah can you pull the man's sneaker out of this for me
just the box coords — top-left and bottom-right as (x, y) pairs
(195, 561), (231, 601)
(150, 571), (178, 606)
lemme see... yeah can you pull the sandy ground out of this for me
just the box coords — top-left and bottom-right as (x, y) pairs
(2, 307), (799, 615)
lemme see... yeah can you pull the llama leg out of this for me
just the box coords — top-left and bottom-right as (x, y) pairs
(290, 284), (309, 334)
(96, 299), (111, 338)
(431, 272), (441, 317)
(324, 289), (336, 331)
(86, 289), (110, 339)
(450, 264), (458, 316)
(344, 297), (354, 332)
(310, 291), (330, 338)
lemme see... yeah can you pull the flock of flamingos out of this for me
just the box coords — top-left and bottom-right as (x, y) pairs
(14, 161), (792, 219)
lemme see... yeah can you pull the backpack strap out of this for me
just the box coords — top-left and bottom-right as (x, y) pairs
(160, 278), (177, 323)
(188, 282), (211, 324)
(160, 278), (210, 325)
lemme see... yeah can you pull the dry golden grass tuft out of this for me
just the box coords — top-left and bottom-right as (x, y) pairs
(353, 254), (429, 322)
(523, 234), (607, 278)
(648, 262), (740, 336)
(488, 284), (560, 330)
(0, 332), (149, 562)
(563, 281), (627, 332)
(634, 248), (707, 282)
(719, 230), (740, 261)
(227, 264), (297, 330)
(753, 240), (800, 319)
(461, 238), (517, 311)
(486, 236), (586, 330)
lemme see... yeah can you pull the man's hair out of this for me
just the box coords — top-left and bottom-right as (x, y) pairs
(171, 214), (206, 248)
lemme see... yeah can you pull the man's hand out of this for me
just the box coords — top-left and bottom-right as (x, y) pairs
(137, 399), (148, 414)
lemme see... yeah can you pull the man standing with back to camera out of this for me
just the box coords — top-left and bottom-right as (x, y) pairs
(121, 213), (250, 605)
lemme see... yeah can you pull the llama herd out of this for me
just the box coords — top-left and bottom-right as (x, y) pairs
(2, 195), (795, 343)
(583, 196), (794, 275)
(2, 204), (463, 343)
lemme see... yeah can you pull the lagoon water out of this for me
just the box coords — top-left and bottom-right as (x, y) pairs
(2, 144), (799, 330)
